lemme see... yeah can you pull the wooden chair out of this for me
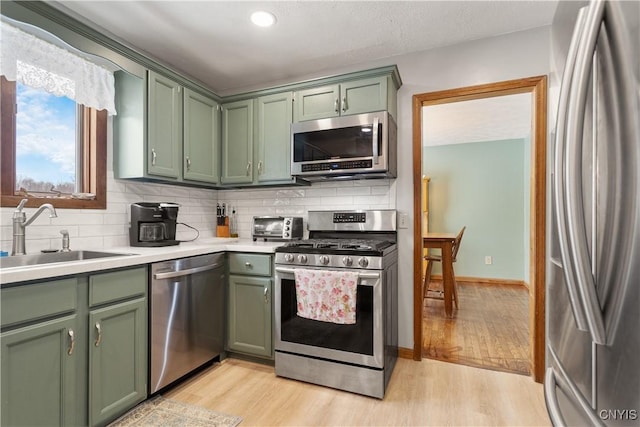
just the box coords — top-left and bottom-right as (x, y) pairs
(423, 226), (466, 308)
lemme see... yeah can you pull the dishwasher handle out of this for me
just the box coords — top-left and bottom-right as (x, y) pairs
(154, 262), (224, 280)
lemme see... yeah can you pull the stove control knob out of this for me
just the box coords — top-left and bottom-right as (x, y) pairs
(358, 257), (369, 268)
(298, 254), (308, 264)
(284, 232), (290, 237)
(284, 253), (294, 263)
(319, 255), (330, 265)
(285, 219), (291, 225)
(284, 226), (290, 231)
(342, 256), (353, 267)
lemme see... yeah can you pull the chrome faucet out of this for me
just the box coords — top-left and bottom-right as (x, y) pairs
(11, 199), (58, 256)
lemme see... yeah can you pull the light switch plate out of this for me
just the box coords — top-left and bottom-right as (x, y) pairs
(398, 213), (409, 229)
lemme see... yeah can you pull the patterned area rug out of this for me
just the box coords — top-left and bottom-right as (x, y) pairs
(109, 396), (242, 427)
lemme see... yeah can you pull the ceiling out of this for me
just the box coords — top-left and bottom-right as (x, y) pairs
(52, 1), (559, 96)
(422, 93), (532, 146)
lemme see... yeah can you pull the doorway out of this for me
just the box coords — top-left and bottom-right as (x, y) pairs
(411, 76), (547, 382)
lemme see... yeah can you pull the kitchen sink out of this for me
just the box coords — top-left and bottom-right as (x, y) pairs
(0, 250), (136, 269)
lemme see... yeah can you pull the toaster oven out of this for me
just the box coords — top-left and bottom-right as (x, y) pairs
(252, 216), (303, 241)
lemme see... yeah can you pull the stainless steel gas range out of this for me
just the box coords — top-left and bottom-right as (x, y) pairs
(274, 209), (398, 399)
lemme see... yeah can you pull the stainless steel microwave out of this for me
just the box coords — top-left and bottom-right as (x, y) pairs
(290, 111), (397, 181)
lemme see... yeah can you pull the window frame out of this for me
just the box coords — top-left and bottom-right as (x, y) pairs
(0, 76), (107, 209)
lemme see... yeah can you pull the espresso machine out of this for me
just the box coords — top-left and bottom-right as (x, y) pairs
(129, 202), (180, 247)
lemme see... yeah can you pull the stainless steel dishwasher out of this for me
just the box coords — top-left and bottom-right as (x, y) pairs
(150, 253), (225, 394)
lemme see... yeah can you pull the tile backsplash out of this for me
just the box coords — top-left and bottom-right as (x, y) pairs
(0, 173), (395, 253)
(218, 178), (396, 239)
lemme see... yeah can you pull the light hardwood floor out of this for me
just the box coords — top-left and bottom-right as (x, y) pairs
(164, 357), (550, 426)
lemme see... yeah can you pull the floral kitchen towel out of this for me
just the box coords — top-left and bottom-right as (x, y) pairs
(294, 268), (359, 324)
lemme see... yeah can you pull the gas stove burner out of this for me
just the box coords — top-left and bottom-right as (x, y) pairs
(281, 238), (392, 251)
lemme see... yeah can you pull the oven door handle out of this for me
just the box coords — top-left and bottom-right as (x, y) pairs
(275, 266), (380, 279)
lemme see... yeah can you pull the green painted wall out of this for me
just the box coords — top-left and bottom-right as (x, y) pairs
(423, 139), (526, 280)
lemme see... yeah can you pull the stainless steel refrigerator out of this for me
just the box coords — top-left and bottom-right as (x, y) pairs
(547, 0), (640, 425)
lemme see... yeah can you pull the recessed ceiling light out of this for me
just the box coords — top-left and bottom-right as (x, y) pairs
(251, 11), (277, 27)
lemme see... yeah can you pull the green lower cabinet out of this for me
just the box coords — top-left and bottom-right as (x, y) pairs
(89, 298), (147, 426)
(1, 315), (79, 427)
(227, 275), (272, 358)
(0, 266), (148, 427)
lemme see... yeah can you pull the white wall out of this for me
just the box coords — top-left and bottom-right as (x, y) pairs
(388, 26), (551, 349)
(0, 25), (551, 351)
(424, 138), (526, 280)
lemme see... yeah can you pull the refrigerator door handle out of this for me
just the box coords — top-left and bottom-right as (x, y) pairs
(547, 347), (606, 427)
(554, 6), (590, 332)
(544, 368), (567, 426)
(564, 0), (607, 345)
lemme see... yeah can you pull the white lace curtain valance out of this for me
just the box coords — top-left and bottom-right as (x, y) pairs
(0, 21), (117, 115)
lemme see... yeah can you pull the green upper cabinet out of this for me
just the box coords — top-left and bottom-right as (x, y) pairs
(293, 84), (340, 121)
(221, 99), (254, 185)
(147, 70), (182, 178)
(183, 88), (221, 184)
(115, 65), (400, 188)
(114, 70), (221, 186)
(294, 76), (389, 122)
(255, 92), (294, 184)
(221, 92), (295, 187)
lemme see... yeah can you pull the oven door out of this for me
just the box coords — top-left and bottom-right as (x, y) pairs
(274, 265), (383, 368)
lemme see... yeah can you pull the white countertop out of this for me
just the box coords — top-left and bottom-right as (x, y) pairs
(0, 238), (284, 285)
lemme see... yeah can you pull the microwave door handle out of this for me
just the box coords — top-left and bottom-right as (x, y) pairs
(372, 116), (380, 165)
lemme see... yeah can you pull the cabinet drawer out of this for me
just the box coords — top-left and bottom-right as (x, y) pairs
(1, 278), (77, 328)
(228, 253), (272, 276)
(89, 267), (147, 307)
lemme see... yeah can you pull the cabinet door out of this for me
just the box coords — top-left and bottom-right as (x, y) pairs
(293, 84), (340, 121)
(256, 92), (293, 183)
(1, 315), (79, 427)
(147, 70), (182, 178)
(227, 275), (272, 358)
(184, 89), (220, 184)
(221, 99), (254, 184)
(340, 76), (388, 116)
(89, 299), (146, 426)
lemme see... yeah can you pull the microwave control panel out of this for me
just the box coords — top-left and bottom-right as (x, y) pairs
(301, 159), (373, 172)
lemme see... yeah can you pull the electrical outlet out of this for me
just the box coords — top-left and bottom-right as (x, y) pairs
(485, 256), (493, 265)
(398, 213), (409, 229)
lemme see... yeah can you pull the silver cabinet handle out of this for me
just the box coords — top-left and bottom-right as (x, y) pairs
(257, 161), (263, 175)
(151, 148), (157, 166)
(246, 162), (252, 176)
(333, 98), (339, 113)
(341, 96), (347, 112)
(245, 262), (252, 267)
(67, 329), (75, 355)
(372, 116), (380, 165)
(553, 6), (589, 332)
(186, 157), (191, 171)
(95, 323), (102, 347)
(153, 262), (224, 280)
(264, 287), (269, 303)
(564, 0), (606, 345)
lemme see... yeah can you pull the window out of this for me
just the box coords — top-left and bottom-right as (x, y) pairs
(1, 76), (107, 209)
